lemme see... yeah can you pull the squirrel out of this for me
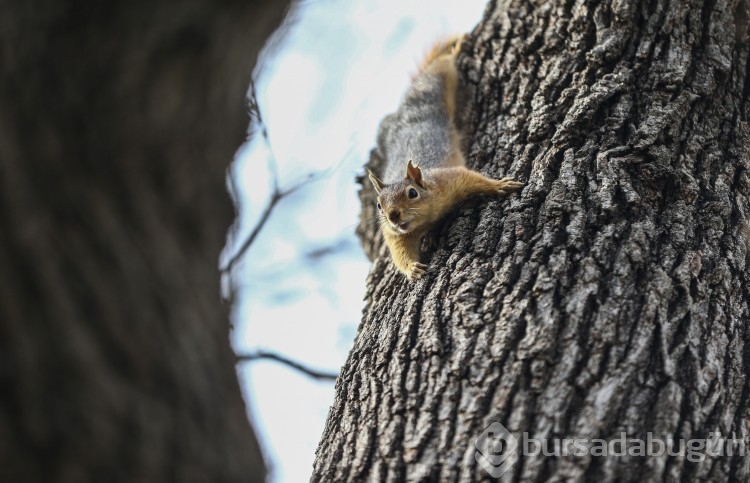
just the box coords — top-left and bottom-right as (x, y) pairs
(367, 36), (523, 280)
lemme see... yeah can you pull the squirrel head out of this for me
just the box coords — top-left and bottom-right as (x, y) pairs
(368, 160), (431, 235)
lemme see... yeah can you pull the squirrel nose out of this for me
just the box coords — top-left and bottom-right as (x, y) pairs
(388, 210), (400, 223)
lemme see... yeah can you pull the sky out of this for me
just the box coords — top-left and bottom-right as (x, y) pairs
(226, 1), (488, 481)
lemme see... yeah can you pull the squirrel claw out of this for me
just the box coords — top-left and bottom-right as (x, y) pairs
(408, 262), (428, 280)
(495, 178), (524, 195)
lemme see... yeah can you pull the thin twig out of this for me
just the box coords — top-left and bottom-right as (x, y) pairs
(223, 79), (316, 273)
(221, 172), (318, 273)
(222, 192), (281, 273)
(237, 349), (339, 381)
(224, 77), (356, 273)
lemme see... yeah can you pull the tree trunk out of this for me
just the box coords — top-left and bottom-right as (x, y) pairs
(314, 0), (750, 481)
(0, 1), (288, 481)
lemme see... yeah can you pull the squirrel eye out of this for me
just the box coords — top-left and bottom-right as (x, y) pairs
(408, 188), (419, 199)
(376, 202), (381, 210)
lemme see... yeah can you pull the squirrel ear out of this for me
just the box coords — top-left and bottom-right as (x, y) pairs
(405, 160), (422, 185)
(367, 169), (385, 193)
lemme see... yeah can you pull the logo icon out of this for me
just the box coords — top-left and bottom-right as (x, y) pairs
(474, 422), (519, 477)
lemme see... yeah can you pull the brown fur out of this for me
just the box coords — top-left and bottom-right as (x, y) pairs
(372, 163), (523, 279)
(370, 36), (524, 280)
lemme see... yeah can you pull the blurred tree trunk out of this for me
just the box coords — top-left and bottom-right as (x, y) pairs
(314, 0), (750, 481)
(0, 1), (289, 481)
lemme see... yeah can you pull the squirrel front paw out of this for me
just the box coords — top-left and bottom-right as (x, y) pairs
(494, 177), (524, 195)
(406, 261), (428, 280)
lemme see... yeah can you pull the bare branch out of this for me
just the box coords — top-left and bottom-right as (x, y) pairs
(225, 78), (360, 274)
(221, 170), (322, 274)
(222, 191), (282, 273)
(223, 79), (320, 273)
(237, 349), (339, 381)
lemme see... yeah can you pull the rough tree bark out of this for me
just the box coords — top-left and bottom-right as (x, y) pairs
(314, 0), (750, 481)
(0, 1), (288, 481)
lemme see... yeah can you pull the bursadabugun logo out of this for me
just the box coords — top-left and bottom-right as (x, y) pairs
(474, 422), (519, 477)
(474, 421), (747, 478)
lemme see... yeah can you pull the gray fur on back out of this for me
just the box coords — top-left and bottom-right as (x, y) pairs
(376, 71), (452, 183)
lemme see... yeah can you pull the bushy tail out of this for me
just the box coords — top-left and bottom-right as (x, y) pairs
(412, 35), (466, 134)
(415, 35), (464, 77)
